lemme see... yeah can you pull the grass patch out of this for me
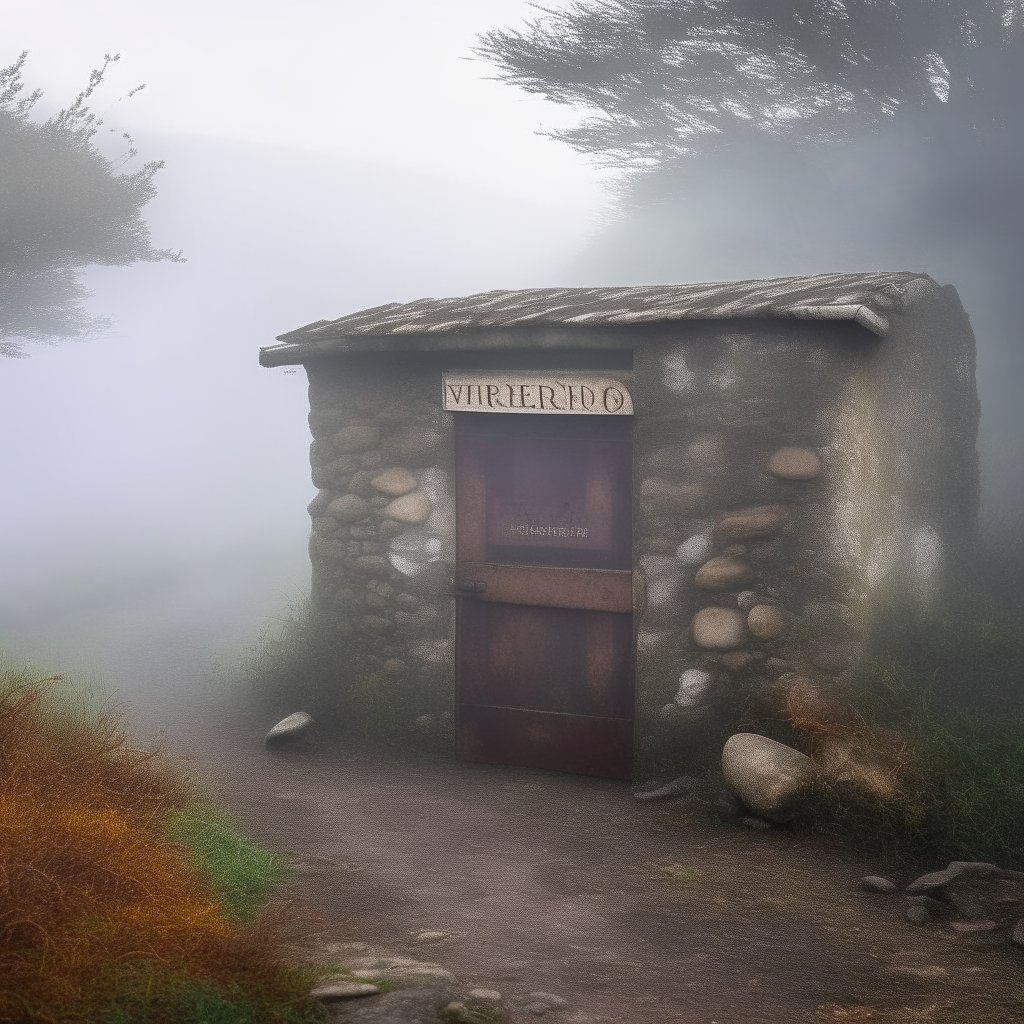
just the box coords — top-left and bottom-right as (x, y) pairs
(101, 967), (327, 1024)
(312, 965), (396, 994)
(806, 659), (1024, 869)
(0, 660), (328, 1024)
(165, 804), (293, 923)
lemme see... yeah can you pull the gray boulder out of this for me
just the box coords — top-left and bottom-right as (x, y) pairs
(265, 711), (315, 746)
(721, 733), (817, 823)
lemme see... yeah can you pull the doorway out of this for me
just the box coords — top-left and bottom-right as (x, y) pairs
(454, 412), (634, 779)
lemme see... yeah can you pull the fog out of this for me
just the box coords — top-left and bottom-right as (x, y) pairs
(0, 127), (602, 731)
(567, 134), (1024, 525)
(3, 2), (1023, 741)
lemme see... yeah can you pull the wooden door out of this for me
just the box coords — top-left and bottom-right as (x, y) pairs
(454, 413), (634, 779)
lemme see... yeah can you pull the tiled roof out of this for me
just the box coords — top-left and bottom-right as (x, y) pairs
(261, 272), (934, 366)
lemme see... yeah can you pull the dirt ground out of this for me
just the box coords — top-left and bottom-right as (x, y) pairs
(171, 713), (1024, 1024)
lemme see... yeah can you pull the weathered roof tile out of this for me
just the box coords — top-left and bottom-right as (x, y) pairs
(262, 273), (933, 366)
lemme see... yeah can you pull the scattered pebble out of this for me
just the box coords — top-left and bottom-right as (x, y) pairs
(767, 447), (822, 480)
(442, 1001), (487, 1024)
(529, 991), (568, 1007)
(309, 980), (380, 1000)
(889, 964), (948, 979)
(950, 919), (997, 933)
(860, 875), (897, 893)
(906, 905), (929, 924)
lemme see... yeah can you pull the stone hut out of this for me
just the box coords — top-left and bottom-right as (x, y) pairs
(260, 273), (978, 780)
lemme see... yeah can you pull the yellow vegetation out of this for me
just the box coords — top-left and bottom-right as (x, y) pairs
(0, 670), (312, 1023)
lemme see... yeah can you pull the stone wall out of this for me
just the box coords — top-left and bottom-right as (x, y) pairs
(630, 289), (977, 769)
(304, 355), (458, 724)
(297, 287), (977, 769)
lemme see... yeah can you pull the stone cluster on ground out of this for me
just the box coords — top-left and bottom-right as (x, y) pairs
(306, 943), (574, 1022)
(858, 861), (1024, 945)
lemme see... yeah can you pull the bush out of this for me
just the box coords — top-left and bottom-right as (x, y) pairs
(0, 661), (326, 1024)
(807, 660), (1024, 869)
(241, 602), (453, 753)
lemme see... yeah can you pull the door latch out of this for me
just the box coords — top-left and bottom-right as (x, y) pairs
(452, 580), (487, 596)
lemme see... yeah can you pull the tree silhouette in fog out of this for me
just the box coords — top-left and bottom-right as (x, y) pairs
(478, 1), (1024, 168)
(479, 2), (1024, 512)
(0, 52), (180, 357)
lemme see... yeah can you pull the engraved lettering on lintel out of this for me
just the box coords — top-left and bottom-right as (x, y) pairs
(442, 372), (633, 415)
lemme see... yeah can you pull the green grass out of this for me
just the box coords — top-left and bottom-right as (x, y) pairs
(312, 964), (396, 994)
(165, 803), (293, 923)
(807, 659), (1024, 869)
(101, 968), (328, 1024)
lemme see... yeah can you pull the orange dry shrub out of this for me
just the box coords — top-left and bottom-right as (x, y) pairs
(779, 673), (910, 800)
(0, 674), (308, 1024)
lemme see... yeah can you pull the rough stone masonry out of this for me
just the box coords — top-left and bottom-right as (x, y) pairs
(262, 272), (979, 771)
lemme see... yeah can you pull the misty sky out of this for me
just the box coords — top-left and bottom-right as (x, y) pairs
(0, 2), (613, 721)
(1, 3), (1015, 728)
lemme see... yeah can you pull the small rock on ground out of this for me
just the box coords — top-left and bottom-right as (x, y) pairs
(633, 776), (699, 802)
(528, 992), (568, 1007)
(327, 985), (460, 1023)
(905, 895), (955, 923)
(905, 862), (999, 894)
(311, 980), (381, 1000)
(949, 919), (998, 933)
(440, 1001), (492, 1024)
(264, 711), (314, 746)
(860, 876), (897, 893)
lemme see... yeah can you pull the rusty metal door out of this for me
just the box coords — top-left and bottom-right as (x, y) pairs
(454, 413), (634, 779)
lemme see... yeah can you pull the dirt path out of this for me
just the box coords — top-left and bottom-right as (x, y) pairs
(173, 717), (1024, 1024)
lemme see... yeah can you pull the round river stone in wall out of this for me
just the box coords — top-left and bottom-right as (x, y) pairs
(327, 494), (372, 522)
(716, 505), (790, 540)
(768, 446), (822, 480)
(332, 423), (381, 453)
(747, 604), (786, 640)
(692, 607), (746, 649)
(371, 468), (417, 496)
(695, 555), (752, 590)
(383, 492), (432, 524)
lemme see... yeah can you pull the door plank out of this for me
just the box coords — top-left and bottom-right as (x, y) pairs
(456, 562), (632, 613)
(457, 704), (634, 780)
(457, 600), (634, 718)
